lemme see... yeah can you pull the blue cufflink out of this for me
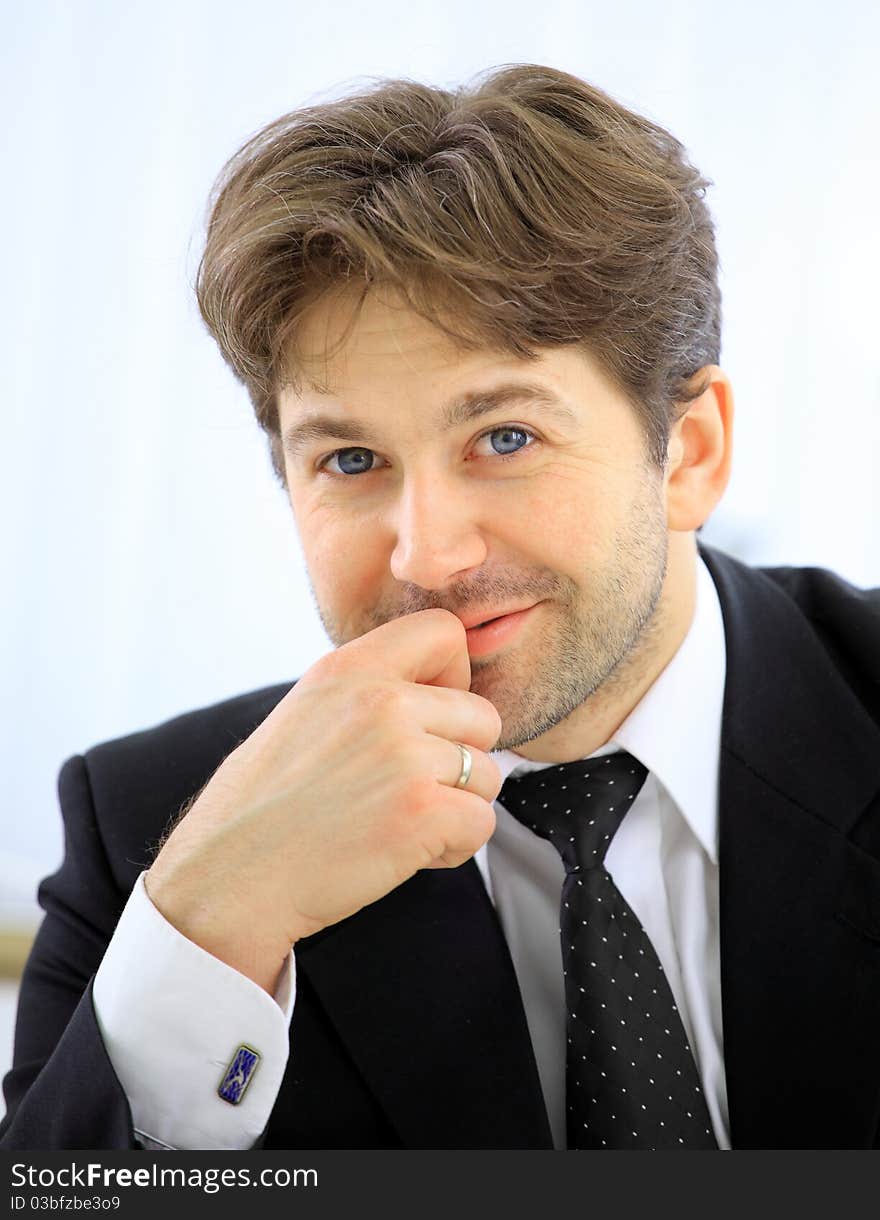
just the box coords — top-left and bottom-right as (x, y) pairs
(218, 1044), (261, 1105)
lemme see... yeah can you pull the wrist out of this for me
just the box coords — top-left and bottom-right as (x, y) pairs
(143, 869), (290, 995)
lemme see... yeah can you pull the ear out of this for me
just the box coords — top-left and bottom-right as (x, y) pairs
(664, 366), (734, 531)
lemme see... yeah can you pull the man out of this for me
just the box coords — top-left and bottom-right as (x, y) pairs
(3, 64), (880, 1151)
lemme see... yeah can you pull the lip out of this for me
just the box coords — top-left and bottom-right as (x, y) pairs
(457, 603), (540, 631)
(462, 602), (542, 658)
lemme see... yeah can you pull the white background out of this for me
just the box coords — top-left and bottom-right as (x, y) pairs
(1, 0), (879, 1089)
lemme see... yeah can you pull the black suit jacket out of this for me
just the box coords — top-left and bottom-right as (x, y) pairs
(3, 545), (880, 1150)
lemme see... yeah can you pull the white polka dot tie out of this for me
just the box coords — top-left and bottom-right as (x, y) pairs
(500, 753), (717, 1150)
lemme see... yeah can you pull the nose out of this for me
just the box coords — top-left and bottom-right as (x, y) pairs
(388, 470), (488, 590)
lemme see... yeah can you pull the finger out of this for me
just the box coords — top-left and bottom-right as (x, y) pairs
(406, 684), (502, 754)
(424, 738), (502, 804)
(421, 789), (497, 868)
(338, 608), (471, 691)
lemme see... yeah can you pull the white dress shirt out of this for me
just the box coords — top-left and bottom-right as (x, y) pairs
(93, 556), (729, 1150)
(477, 554), (729, 1147)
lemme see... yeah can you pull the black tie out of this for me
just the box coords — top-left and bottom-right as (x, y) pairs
(499, 752), (717, 1150)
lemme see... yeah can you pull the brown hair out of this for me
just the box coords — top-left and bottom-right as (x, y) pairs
(195, 64), (720, 485)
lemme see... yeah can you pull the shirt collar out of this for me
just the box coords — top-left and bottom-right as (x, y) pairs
(491, 554), (726, 865)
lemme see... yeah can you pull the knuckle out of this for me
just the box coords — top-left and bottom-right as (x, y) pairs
(304, 648), (344, 682)
(479, 797), (498, 837)
(451, 796), (496, 857)
(425, 606), (467, 641)
(467, 798), (497, 848)
(467, 693), (502, 740)
(403, 773), (440, 813)
(483, 759), (503, 801)
(481, 705), (504, 743)
(355, 682), (407, 721)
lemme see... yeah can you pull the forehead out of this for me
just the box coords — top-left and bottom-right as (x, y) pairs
(285, 283), (507, 396)
(278, 284), (629, 428)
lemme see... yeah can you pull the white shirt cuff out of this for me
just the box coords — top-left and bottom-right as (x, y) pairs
(92, 871), (295, 1150)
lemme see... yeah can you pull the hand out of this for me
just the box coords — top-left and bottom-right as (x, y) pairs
(144, 610), (502, 993)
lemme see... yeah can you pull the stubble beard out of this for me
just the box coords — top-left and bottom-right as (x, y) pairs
(311, 474), (669, 751)
(470, 482), (668, 748)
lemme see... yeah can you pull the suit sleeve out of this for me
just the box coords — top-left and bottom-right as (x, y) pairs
(0, 753), (141, 1148)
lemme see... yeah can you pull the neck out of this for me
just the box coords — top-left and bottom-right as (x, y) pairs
(513, 532), (698, 763)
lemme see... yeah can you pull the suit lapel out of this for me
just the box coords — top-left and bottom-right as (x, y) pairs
(295, 857), (553, 1149)
(702, 545), (880, 1148)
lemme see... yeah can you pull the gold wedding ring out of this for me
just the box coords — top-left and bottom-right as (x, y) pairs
(455, 743), (473, 789)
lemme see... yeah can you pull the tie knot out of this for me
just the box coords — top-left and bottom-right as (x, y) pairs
(499, 751), (648, 872)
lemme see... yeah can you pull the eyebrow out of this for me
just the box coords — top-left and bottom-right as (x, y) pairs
(281, 382), (579, 460)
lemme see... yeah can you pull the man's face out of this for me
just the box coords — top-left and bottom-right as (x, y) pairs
(278, 287), (671, 751)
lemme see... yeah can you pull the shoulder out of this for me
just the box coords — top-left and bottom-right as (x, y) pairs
(755, 557), (880, 620)
(65, 679), (295, 892)
(85, 678), (296, 780)
(700, 542), (880, 722)
(758, 559), (880, 715)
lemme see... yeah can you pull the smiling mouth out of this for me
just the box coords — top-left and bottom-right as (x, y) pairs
(459, 603), (538, 630)
(471, 611), (518, 628)
(462, 603), (543, 658)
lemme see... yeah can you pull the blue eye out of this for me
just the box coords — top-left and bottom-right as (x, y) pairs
(325, 447), (377, 475)
(488, 427), (530, 454)
(320, 425), (537, 478)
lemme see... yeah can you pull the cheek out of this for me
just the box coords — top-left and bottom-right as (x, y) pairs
(498, 468), (610, 565)
(293, 495), (389, 612)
